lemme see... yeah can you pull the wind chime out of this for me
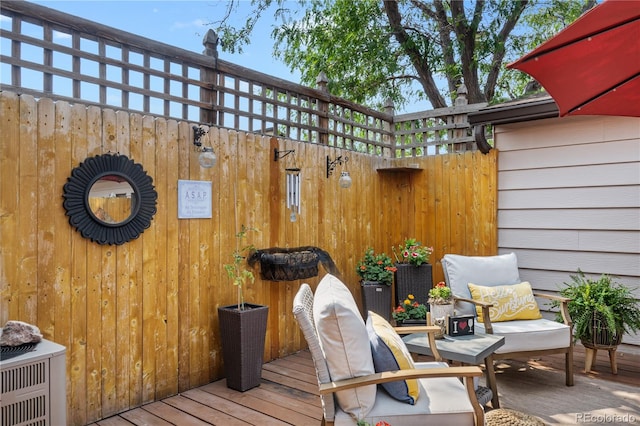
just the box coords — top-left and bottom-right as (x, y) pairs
(274, 148), (301, 222)
(286, 167), (301, 222)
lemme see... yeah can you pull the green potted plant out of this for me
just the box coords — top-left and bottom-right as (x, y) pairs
(392, 294), (428, 326)
(554, 271), (640, 349)
(218, 225), (269, 392)
(392, 238), (434, 308)
(356, 247), (397, 320)
(427, 281), (455, 338)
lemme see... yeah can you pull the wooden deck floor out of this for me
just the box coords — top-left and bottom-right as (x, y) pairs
(90, 344), (639, 425)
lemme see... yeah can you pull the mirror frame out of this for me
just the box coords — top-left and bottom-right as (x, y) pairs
(63, 154), (157, 245)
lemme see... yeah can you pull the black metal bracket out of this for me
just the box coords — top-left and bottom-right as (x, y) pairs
(326, 155), (349, 178)
(274, 148), (295, 161)
(192, 126), (207, 150)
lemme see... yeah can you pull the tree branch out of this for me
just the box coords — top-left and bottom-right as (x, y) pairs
(384, 0), (447, 108)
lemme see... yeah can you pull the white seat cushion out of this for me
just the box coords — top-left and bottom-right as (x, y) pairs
(477, 318), (571, 353)
(334, 362), (476, 426)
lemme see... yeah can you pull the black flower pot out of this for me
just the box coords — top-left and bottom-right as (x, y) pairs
(361, 281), (392, 321)
(218, 303), (269, 391)
(396, 318), (427, 327)
(394, 263), (433, 307)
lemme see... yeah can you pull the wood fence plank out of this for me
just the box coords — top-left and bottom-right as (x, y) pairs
(17, 95), (40, 322)
(100, 108), (118, 418)
(164, 119), (180, 396)
(177, 122), (192, 391)
(69, 101), (90, 425)
(128, 113), (144, 409)
(36, 97), (56, 339)
(141, 114), (158, 403)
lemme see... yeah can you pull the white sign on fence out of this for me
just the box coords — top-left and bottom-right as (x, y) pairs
(178, 180), (212, 219)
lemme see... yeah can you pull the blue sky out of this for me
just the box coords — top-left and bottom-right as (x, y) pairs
(30, 0), (302, 82)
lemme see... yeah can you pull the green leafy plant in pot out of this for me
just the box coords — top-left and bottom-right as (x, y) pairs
(554, 270), (640, 348)
(218, 225), (269, 392)
(356, 247), (396, 321)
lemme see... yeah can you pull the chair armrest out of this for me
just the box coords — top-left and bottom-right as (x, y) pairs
(393, 325), (443, 361)
(318, 366), (485, 426)
(453, 296), (493, 308)
(533, 292), (573, 326)
(453, 297), (494, 334)
(317, 365), (483, 394)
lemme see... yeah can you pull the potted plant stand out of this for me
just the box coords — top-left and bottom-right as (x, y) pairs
(555, 271), (640, 375)
(361, 281), (391, 321)
(582, 312), (622, 374)
(218, 303), (269, 391)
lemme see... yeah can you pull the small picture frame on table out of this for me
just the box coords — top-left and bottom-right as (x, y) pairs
(448, 314), (475, 336)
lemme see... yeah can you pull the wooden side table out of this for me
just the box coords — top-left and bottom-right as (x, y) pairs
(403, 332), (505, 408)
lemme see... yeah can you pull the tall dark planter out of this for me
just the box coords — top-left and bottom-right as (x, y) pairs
(394, 263), (433, 307)
(361, 281), (392, 321)
(218, 303), (269, 392)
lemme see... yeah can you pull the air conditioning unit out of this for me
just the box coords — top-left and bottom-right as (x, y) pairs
(1, 339), (66, 426)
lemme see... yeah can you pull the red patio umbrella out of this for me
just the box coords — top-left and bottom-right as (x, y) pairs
(508, 0), (640, 117)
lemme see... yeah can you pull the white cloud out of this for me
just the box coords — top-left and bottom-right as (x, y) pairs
(170, 19), (207, 31)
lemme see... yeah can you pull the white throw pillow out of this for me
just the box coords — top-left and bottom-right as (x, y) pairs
(313, 274), (376, 420)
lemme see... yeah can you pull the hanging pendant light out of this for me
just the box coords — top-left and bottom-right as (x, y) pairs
(338, 171), (352, 188)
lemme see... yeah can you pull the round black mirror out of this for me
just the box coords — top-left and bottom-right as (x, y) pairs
(63, 154), (157, 245)
(87, 174), (136, 225)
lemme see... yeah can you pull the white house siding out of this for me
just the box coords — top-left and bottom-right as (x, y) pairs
(494, 115), (640, 346)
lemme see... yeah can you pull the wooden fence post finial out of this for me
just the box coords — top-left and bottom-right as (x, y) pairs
(316, 72), (329, 144)
(455, 84), (468, 106)
(202, 29), (219, 63)
(384, 98), (395, 115)
(316, 72), (329, 93)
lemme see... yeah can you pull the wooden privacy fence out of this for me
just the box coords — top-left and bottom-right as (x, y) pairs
(0, 91), (497, 424)
(0, 1), (486, 159)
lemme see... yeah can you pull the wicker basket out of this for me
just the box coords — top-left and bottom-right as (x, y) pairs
(394, 263), (433, 307)
(248, 246), (339, 282)
(582, 312), (621, 350)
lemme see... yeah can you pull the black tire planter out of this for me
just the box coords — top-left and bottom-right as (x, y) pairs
(218, 304), (269, 392)
(248, 246), (339, 282)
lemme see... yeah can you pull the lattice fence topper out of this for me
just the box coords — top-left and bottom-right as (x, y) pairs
(248, 246), (340, 282)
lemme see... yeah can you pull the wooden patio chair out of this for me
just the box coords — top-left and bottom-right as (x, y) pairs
(442, 253), (574, 391)
(293, 274), (484, 426)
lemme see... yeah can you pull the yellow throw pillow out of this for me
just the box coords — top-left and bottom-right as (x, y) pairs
(467, 281), (542, 322)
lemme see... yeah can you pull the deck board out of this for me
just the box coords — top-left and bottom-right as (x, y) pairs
(90, 344), (640, 425)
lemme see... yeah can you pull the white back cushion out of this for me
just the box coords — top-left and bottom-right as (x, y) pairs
(313, 274), (376, 419)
